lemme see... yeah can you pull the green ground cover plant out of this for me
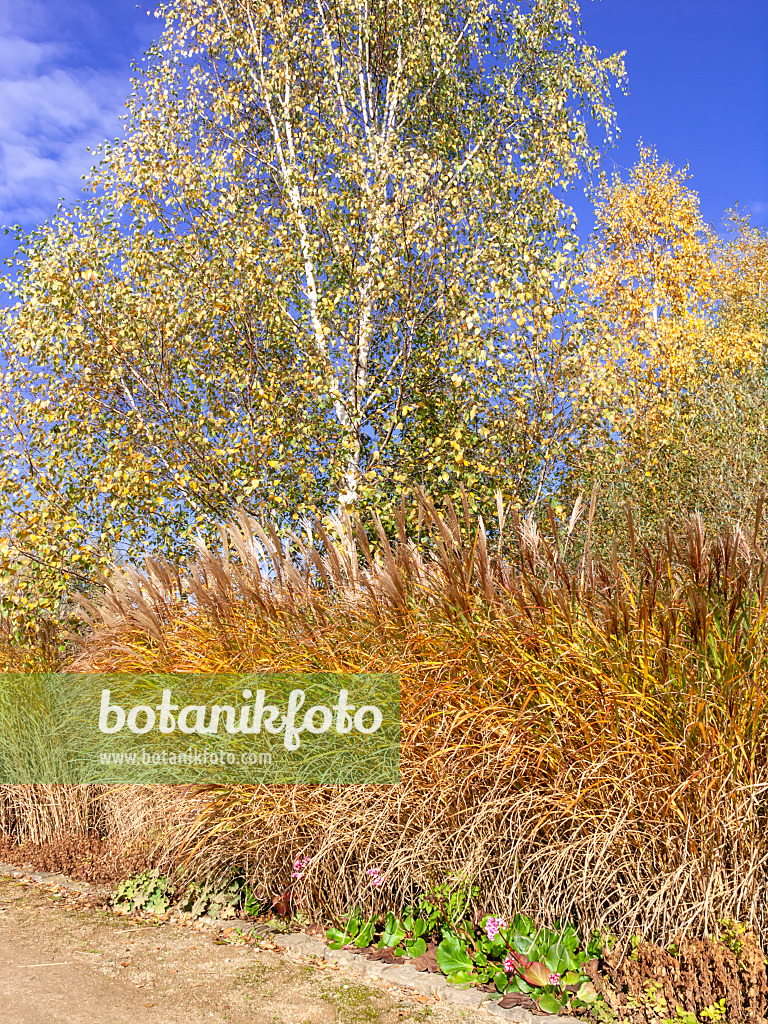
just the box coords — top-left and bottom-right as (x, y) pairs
(327, 899), (603, 1015)
(112, 867), (265, 921)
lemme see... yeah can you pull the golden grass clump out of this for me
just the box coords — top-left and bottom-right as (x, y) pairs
(0, 783), (173, 850)
(61, 492), (768, 945)
(0, 782), (178, 883)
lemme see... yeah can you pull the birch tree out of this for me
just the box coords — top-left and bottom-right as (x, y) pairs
(570, 148), (768, 546)
(0, 0), (624, 616)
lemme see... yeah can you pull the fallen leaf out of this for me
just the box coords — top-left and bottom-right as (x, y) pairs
(498, 992), (538, 1010)
(366, 947), (404, 965)
(410, 943), (440, 973)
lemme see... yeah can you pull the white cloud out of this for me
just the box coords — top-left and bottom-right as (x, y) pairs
(0, 31), (129, 227)
(0, 35), (58, 75)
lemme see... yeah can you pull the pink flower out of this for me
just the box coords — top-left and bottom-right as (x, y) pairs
(291, 855), (310, 880)
(484, 916), (507, 941)
(503, 954), (516, 975)
(366, 867), (383, 887)
(548, 972), (561, 986)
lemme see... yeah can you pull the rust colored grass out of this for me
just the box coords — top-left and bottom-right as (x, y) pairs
(8, 494), (768, 944)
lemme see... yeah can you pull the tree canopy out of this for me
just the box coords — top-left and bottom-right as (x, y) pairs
(0, 0), (625, 616)
(570, 147), (768, 545)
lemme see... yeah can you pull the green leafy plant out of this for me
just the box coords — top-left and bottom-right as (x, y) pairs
(699, 999), (727, 1022)
(354, 900), (605, 1015)
(412, 880), (479, 936)
(326, 907), (377, 950)
(626, 980), (668, 1017)
(177, 875), (247, 921)
(663, 1009), (697, 1024)
(113, 869), (265, 921)
(242, 885), (265, 918)
(112, 870), (172, 915)
(717, 919), (748, 963)
(589, 1001), (618, 1024)
(435, 935), (476, 987)
(463, 914), (601, 1014)
(379, 911), (429, 959)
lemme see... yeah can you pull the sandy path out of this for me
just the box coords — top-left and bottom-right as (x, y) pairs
(0, 876), (489, 1024)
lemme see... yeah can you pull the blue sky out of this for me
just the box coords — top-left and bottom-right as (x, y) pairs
(0, 0), (156, 242)
(575, 0), (768, 235)
(0, 0), (765, 265)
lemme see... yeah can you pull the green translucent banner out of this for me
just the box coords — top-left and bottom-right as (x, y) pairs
(0, 672), (400, 784)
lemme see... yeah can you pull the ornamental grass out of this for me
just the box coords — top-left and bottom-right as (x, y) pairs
(8, 491), (768, 945)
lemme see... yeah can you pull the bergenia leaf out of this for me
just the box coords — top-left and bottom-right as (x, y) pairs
(524, 961), (551, 988)
(576, 981), (598, 1004)
(354, 921), (376, 948)
(537, 993), (564, 1014)
(405, 937), (427, 958)
(436, 936), (474, 977)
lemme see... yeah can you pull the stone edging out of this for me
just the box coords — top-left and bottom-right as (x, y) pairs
(0, 863), (573, 1023)
(0, 862), (98, 892)
(270, 932), (574, 1022)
